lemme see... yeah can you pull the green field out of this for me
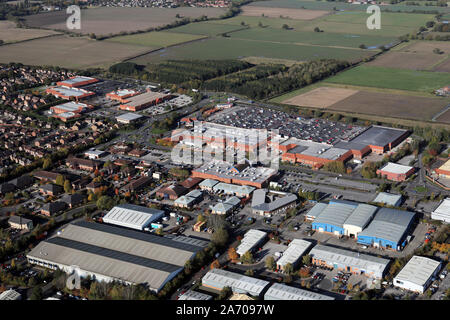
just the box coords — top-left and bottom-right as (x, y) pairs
(246, 0), (450, 13)
(229, 27), (397, 48)
(302, 20), (416, 37)
(324, 66), (450, 92)
(324, 11), (435, 28)
(131, 37), (373, 65)
(106, 31), (205, 48)
(211, 15), (310, 29)
(167, 22), (247, 36)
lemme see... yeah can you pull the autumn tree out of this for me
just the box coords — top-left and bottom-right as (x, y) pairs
(210, 259), (220, 269)
(228, 247), (238, 262)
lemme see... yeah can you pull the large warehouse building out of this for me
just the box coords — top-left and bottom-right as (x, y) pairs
(357, 208), (415, 251)
(119, 90), (172, 111)
(202, 269), (270, 298)
(393, 256), (441, 293)
(264, 283), (334, 300)
(26, 221), (205, 293)
(309, 244), (390, 279)
(57, 76), (99, 88)
(46, 86), (95, 101)
(106, 89), (140, 103)
(279, 138), (352, 169)
(102, 204), (165, 230)
(342, 204), (378, 239)
(336, 125), (409, 157)
(192, 160), (276, 189)
(311, 201), (357, 236)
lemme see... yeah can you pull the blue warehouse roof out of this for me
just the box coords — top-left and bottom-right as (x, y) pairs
(358, 208), (415, 245)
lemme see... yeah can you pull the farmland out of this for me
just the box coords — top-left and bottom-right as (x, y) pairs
(245, 0), (450, 13)
(240, 5), (329, 20)
(166, 22), (247, 36)
(130, 37), (373, 65)
(432, 57), (450, 73)
(368, 41), (450, 71)
(324, 66), (450, 92)
(326, 91), (450, 122)
(280, 87), (359, 109)
(0, 35), (151, 69)
(435, 109), (450, 124)
(273, 84), (450, 123)
(228, 27), (397, 49)
(0, 20), (60, 43)
(23, 7), (227, 36)
(105, 31), (206, 48)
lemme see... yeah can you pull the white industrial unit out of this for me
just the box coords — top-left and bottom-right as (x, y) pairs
(103, 204), (164, 230)
(393, 256), (441, 293)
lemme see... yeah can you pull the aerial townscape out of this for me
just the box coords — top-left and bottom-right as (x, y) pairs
(0, 0), (449, 309)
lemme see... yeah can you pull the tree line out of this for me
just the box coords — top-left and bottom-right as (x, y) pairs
(201, 59), (350, 100)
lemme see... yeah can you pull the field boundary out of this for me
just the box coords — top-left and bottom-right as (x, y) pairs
(121, 35), (210, 63)
(432, 104), (450, 122)
(0, 32), (63, 46)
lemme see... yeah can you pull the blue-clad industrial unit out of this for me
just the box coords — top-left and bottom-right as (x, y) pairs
(357, 208), (415, 251)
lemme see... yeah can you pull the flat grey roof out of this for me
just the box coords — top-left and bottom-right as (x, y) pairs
(194, 160), (276, 184)
(343, 204), (378, 229)
(373, 192), (402, 206)
(116, 112), (143, 121)
(310, 244), (390, 276)
(47, 237), (180, 273)
(28, 238), (181, 290)
(358, 208), (415, 244)
(313, 202), (356, 228)
(251, 189), (297, 212)
(306, 202), (328, 218)
(122, 91), (169, 107)
(61, 221), (203, 259)
(346, 126), (408, 148)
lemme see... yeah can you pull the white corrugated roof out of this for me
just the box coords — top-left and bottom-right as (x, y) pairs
(394, 256), (441, 287)
(264, 283), (334, 300)
(236, 229), (266, 256)
(380, 162), (413, 174)
(202, 268), (269, 296)
(103, 204), (164, 230)
(277, 239), (312, 267)
(178, 290), (212, 300)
